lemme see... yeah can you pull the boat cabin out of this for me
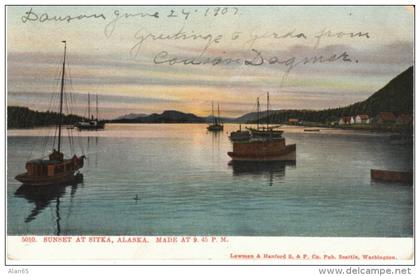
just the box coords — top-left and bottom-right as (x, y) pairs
(25, 150), (83, 178)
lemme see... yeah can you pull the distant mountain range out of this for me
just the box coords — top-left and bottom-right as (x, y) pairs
(8, 66), (413, 128)
(112, 110), (237, 123)
(112, 66), (413, 125)
(112, 110), (206, 123)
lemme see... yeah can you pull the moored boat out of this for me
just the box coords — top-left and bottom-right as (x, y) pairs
(228, 138), (296, 161)
(15, 41), (86, 186)
(228, 93), (296, 162)
(207, 102), (224, 132)
(229, 130), (251, 141)
(207, 124), (224, 131)
(371, 169), (413, 184)
(75, 93), (105, 131)
(304, 128), (320, 132)
(15, 152), (85, 186)
(76, 119), (105, 130)
(245, 92), (283, 139)
(229, 125), (251, 142)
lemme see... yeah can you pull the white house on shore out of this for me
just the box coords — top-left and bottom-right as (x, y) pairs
(339, 115), (370, 125)
(354, 114), (370, 124)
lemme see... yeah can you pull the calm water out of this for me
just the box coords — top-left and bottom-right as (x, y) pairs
(7, 124), (413, 237)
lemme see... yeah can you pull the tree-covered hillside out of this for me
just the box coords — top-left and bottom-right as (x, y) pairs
(8, 106), (86, 129)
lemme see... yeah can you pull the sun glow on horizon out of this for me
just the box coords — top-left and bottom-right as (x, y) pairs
(6, 6), (414, 119)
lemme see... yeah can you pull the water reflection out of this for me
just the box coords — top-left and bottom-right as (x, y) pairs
(209, 130), (222, 149)
(86, 136), (99, 168)
(229, 161), (296, 186)
(14, 174), (83, 235)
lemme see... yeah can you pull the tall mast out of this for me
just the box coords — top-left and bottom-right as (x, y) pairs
(217, 103), (220, 125)
(57, 40), (66, 153)
(256, 97), (260, 130)
(266, 92), (269, 129)
(96, 94), (99, 121)
(212, 101), (215, 124)
(88, 92), (91, 120)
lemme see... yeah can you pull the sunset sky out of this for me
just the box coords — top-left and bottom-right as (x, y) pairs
(7, 6), (414, 119)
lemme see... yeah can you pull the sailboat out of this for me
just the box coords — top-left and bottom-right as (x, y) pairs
(246, 92), (283, 139)
(207, 102), (224, 131)
(228, 92), (296, 162)
(229, 124), (251, 142)
(15, 41), (86, 186)
(75, 93), (105, 130)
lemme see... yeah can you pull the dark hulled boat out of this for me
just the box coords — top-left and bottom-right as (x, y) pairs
(15, 151), (85, 186)
(15, 41), (86, 186)
(227, 137), (296, 161)
(207, 124), (224, 131)
(371, 169), (413, 184)
(207, 102), (224, 132)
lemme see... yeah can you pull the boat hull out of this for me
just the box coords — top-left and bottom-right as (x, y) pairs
(207, 125), (224, 131)
(15, 170), (82, 186)
(371, 169), (413, 184)
(15, 154), (85, 186)
(228, 141), (296, 161)
(76, 124), (105, 131)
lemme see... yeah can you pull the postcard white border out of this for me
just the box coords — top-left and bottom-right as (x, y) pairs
(2, 1), (417, 273)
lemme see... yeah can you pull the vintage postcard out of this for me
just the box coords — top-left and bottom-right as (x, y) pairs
(5, 5), (414, 266)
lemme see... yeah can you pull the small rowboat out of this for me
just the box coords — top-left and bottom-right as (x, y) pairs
(371, 169), (413, 184)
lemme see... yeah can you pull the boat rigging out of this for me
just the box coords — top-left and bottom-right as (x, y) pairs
(15, 41), (86, 186)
